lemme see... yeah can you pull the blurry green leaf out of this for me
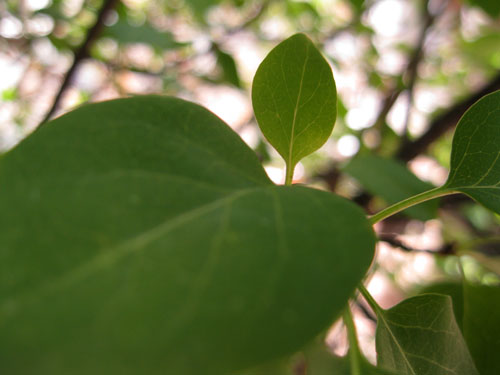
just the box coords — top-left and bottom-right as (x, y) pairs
(185, 0), (221, 18)
(349, 0), (365, 13)
(375, 294), (478, 375)
(462, 33), (500, 69)
(464, 246), (500, 275)
(48, 34), (72, 51)
(252, 33), (337, 179)
(344, 154), (438, 221)
(463, 282), (500, 375)
(102, 19), (182, 50)
(254, 138), (272, 163)
(286, 1), (320, 18)
(466, 0), (500, 17)
(0, 96), (375, 374)
(1, 87), (18, 101)
(303, 343), (396, 375)
(444, 90), (500, 215)
(213, 44), (241, 88)
(236, 359), (291, 375)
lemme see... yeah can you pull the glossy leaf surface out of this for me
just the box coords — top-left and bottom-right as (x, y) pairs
(463, 283), (500, 375)
(252, 33), (337, 174)
(0, 96), (375, 375)
(375, 294), (478, 375)
(445, 90), (500, 214)
(344, 154), (438, 220)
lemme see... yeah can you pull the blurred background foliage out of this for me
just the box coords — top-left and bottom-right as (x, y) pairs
(1, 0), (499, 372)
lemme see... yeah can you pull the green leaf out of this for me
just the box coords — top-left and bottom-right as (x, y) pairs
(445, 90), (500, 214)
(463, 282), (500, 375)
(301, 341), (397, 375)
(418, 282), (464, 329)
(185, 0), (221, 19)
(0, 96), (375, 374)
(102, 19), (182, 51)
(375, 294), (478, 375)
(466, 0), (500, 17)
(252, 33), (337, 183)
(344, 154), (438, 221)
(213, 44), (242, 88)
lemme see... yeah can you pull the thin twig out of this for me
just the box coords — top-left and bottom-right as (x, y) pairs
(379, 234), (455, 255)
(396, 70), (500, 161)
(39, 0), (120, 126)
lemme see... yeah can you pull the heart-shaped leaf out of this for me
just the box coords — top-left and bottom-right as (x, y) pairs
(463, 282), (500, 375)
(0, 96), (375, 375)
(374, 294), (478, 375)
(444, 90), (500, 214)
(252, 33), (337, 183)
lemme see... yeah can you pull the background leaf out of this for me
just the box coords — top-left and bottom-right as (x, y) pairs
(344, 154), (438, 221)
(101, 19), (182, 51)
(213, 43), (242, 88)
(466, 0), (500, 18)
(0, 96), (375, 375)
(375, 294), (478, 375)
(463, 282), (500, 375)
(445, 90), (500, 214)
(252, 33), (337, 175)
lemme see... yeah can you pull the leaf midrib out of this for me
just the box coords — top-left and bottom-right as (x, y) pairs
(287, 43), (310, 170)
(377, 309), (417, 375)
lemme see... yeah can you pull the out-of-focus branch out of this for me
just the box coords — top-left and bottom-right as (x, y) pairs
(379, 234), (455, 255)
(225, 0), (271, 36)
(396, 71), (500, 161)
(39, 0), (120, 126)
(373, 0), (442, 135)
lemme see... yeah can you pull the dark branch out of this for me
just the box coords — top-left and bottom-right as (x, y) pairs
(39, 0), (120, 126)
(378, 234), (455, 255)
(396, 71), (500, 162)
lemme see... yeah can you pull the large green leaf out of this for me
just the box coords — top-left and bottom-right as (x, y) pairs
(463, 283), (500, 375)
(0, 96), (375, 374)
(375, 294), (478, 375)
(252, 33), (337, 181)
(444, 90), (500, 214)
(344, 154), (438, 221)
(418, 281), (464, 329)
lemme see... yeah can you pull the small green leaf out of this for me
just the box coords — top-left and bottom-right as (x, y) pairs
(344, 154), (438, 221)
(0, 96), (374, 374)
(463, 282), (500, 375)
(252, 33), (337, 184)
(213, 43), (241, 88)
(375, 294), (478, 375)
(102, 19), (182, 51)
(444, 90), (500, 214)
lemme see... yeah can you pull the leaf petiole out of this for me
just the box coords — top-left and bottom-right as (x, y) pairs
(368, 186), (457, 225)
(343, 306), (363, 375)
(285, 163), (294, 185)
(358, 284), (382, 313)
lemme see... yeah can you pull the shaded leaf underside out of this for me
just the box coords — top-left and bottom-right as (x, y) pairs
(0, 96), (374, 375)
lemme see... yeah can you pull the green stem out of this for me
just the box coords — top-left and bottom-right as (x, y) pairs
(368, 187), (457, 225)
(284, 163), (294, 185)
(358, 284), (382, 313)
(343, 306), (362, 375)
